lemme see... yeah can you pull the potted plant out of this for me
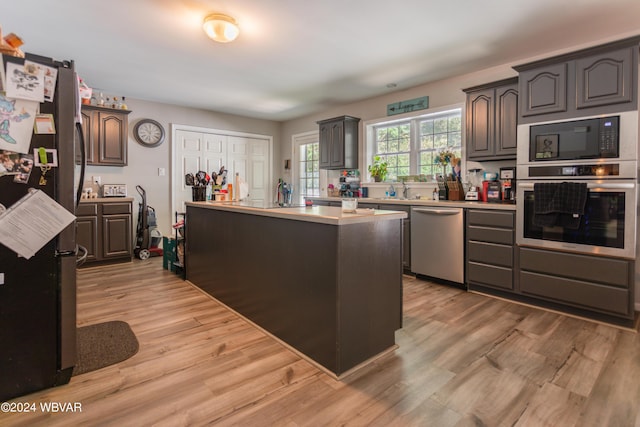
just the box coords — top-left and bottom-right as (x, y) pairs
(368, 155), (388, 182)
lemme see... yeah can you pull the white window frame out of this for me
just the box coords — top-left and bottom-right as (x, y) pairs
(363, 103), (465, 183)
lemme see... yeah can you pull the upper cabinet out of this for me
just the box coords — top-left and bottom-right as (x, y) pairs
(81, 105), (131, 166)
(464, 78), (518, 161)
(317, 115), (360, 169)
(514, 36), (639, 123)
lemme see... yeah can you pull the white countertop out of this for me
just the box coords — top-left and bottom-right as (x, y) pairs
(308, 196), (517, 211)
(186, 200), (407, 225)
(79, 197), (134, 203)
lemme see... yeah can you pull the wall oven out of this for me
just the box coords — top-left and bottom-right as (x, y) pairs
(516, 180), (637, 259)
(516, 110), (638, 259)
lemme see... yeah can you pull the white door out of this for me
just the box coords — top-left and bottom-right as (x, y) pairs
(227, 136), (270, 203)
(174, 129), (227, 212)
(173, 127), (272, 215)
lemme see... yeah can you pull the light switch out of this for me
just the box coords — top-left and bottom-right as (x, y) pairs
(0, 273), (4, 285)
(158, 168), (166, 176)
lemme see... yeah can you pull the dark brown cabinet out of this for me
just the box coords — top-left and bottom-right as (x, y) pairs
(317, 116), (360, 169)
(514, 36), (639, 122)
(81, 105), (131, 166)
(464, 78), (518, 160)
(466, 209), (515, 291)
(76, 200), (133, 265)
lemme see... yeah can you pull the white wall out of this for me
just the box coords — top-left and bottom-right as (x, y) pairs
(82, 99), (281, 237)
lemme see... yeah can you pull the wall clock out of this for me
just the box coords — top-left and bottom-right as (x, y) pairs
(134, 119), (165, 147)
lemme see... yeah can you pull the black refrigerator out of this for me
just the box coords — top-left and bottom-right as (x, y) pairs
(0, 53), (80, 400)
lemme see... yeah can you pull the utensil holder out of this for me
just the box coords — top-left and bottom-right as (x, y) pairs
(192, 186), (206, 201)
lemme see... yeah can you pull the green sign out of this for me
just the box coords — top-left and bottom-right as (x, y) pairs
(387, 96), (429, 116)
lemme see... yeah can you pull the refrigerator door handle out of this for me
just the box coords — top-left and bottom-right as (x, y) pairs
(75, 120), (86, 208)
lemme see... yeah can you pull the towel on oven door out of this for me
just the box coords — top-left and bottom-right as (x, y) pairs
(533, 182), (588, 229)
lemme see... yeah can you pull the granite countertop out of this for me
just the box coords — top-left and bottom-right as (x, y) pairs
(186, 200), (408, 225)
(307, 196), (517, 211)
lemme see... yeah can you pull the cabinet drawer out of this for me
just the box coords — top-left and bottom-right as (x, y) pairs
(468, 241), (512, 267)
(520, 271), (630, 316)
(468, 262), (513, 290)
(467, 209), (514, 228)
(519, 248), (630, 288)
(467, 226), (513, 245)
(77, 203), (98, 216)
(101, 202), (132, 215)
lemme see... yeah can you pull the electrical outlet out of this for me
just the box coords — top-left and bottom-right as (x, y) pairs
(158, 168), (165, 176)
(93, 176), (101, 185)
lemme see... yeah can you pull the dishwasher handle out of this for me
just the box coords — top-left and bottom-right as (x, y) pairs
(412, 207), (461, 215)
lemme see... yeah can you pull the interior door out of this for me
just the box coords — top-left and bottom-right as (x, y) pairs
(173, 128), (272, 215)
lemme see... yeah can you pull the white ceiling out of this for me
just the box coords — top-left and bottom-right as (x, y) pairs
(4, 0), (640, 121)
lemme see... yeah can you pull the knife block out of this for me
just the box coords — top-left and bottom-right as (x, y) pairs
(446, 180), (465, 201)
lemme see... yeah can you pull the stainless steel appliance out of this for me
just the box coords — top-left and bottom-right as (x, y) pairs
(516, 180), (636, 259)
(516, 110), (638, 259)
(0, 54), (82, 400)
(411, 206), (464, 284)
(103, 183), (127, 197)
(517, 110), (638, 180)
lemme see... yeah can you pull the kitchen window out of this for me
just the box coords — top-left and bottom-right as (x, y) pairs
(367, 107), (462, 181)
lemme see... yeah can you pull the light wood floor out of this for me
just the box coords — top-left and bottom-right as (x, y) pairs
(2, 258), (640, 426)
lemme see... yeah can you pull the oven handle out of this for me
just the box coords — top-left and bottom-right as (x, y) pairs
(517, 182), (635, 190)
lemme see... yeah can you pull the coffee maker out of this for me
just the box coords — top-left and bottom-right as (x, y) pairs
(499, 167), (516, 202)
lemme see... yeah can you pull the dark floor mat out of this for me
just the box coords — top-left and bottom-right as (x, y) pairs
(73, 320), (139, 376)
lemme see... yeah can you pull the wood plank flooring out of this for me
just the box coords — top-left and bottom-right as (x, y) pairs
(2, 258), (639, 426)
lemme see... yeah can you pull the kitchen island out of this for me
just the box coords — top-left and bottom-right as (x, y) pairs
(185, 201), (407, 378)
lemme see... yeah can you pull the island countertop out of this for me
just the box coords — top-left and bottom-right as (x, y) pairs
(186, 200), (407, 225)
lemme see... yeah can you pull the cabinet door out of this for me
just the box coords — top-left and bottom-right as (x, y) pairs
(318, 122), (331, 168)
(97, 111), (128, 166)
(79, 109), (97, 164)
(519, 63), (567, 117)
(76, 216), (98, 262)
(329, 120), (345, 168)
(466, 88), (495, 159)
(576, 47), (634, 109)
(494, 84), (518, 157)
(102, 214), (132, 259)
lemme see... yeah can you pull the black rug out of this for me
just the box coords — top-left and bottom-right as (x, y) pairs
(73, 320), (139, 376)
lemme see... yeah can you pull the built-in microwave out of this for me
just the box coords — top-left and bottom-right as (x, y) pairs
(528, 115), (619, 161)
(517, 111), (638, 180)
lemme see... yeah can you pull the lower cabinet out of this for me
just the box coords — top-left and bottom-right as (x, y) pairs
(466, 209), (515, 291)
(519, 247), (634, 320)
(76, 200), (133, 265)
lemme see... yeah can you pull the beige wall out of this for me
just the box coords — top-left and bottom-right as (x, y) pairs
(82, 99), (281, 237)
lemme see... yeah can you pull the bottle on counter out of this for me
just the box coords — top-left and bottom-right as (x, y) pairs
(433, 188), (439, 201)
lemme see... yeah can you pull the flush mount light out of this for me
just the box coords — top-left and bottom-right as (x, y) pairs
(203, 13), (240, 43)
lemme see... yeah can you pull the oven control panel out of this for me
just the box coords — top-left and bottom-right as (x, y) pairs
(528, 163), (620, 178)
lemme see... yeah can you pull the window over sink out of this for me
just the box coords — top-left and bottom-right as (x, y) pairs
(366, 106), (462, 181)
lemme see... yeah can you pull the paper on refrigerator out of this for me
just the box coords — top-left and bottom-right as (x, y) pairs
(0, 188), (76, 259)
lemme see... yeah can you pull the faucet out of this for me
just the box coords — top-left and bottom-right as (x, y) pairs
(402, 182), (409, 199)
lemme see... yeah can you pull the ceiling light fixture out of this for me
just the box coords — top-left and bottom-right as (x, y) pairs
(203, 13), (240, 43)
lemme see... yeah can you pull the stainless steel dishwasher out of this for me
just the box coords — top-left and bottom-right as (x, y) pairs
(411, 206), (464, 284)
